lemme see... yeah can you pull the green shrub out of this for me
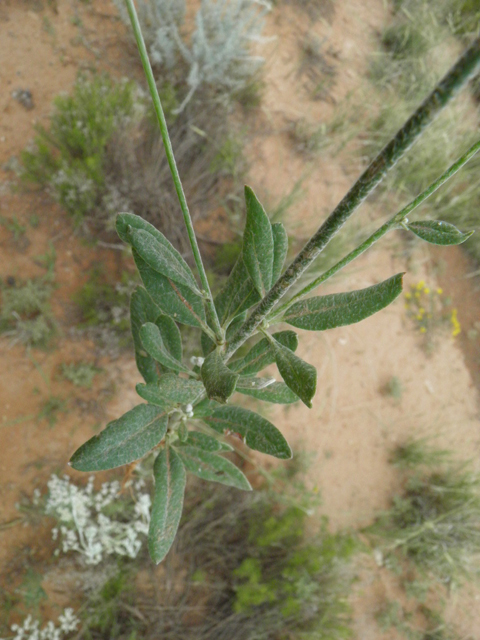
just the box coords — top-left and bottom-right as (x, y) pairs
(22, 74), (136, 225)
(0, 278), (57, 348)
(60, 362), (101, 388)
(370, 442), (480, 585)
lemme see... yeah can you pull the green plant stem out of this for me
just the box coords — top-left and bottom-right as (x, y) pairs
(268, 138), (480, 321)
(226, 37), (480, 358)
(124, 0), (224, 343)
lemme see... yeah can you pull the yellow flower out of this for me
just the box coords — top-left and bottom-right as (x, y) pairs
(420, 327), (426, 333)
(437, 288), (443, 295)
(419, 308), (425, 314)
(416, 280), (425, 290)
(415, 292), (420, 298)
(405, 303), (410, 309)
(451, 308), (461, 337)
(423, 288), (430, 294)
(416, 314), (423, 320)
(405, 292), (412, 299)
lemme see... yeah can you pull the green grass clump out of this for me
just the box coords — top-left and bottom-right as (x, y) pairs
(60, 362), (101, 388)
(22, 74), (136, 225)
(371, 440), (480, 585)
(0, 278), (57, 348)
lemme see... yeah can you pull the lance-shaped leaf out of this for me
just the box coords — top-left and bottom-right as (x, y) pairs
(70, 404), (168, 471)
(140, 322), (190, 374)
(237, 380), (299, 404)
(229, 330), (299, 376)
(135, 252), (206, 328)
(271, 339), (316, 408)
(117, 212), (167, 245)
(136, 374), (204, 407)
(129, 228), (201, 294)
(282, 273), (404, 332)
(177, 431), (233, 452)
(271, 222), (288, 284)
(130, 286), (163, 384)
(406, 220), (474, 246)
(148, 446), (186, 565)
(243, 186), (274, 296)
(192, 397), (221, 418)
(176, 446), (251, 491)
(202, 406), (292, 459)
(214, 257), (261, 327)
(201, 348), (239, 403)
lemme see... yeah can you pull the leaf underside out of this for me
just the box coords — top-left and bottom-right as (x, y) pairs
(176, 445), (252, 490)
(201, 348), (239, 403)
(272, 339), (317, 408)
(406, 220), (474, 246)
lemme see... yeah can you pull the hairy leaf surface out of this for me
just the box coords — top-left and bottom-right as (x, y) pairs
(148, 447), (186, 564)
(201, 348), (239, 403)
(406, 220), (474, 246)
(228, 330), (298, 376)
(136, 374), (204, 406)
(176, 446), (251, 490)
(243, 186), (274, 296)
(135, 252), (206, 328)
(272, 339), (316, 408)
(202, 406), (292, 459)
(70, 404), (168, 471)
(283, 273), (404, 331)
(130, 286), (163, 384)
(271, 222), (288, 284)
(178, 431), (233, 452)
(237, 380), (299, 404)
(140, 322), (190, 374)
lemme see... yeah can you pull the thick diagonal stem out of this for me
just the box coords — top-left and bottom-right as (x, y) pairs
(124, 0), (224, 342)
(226, 37), (480, 358)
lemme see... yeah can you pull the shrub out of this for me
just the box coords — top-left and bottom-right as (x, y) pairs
(0, 277), (57, 348)
(60, 362), (101, 389)
(371, 440), (480, 585)
(115, 0), (271, 111)
(22, 74), (137, 225)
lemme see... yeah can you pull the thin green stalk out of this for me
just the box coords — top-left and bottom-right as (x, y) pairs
(124, 0), (224, 343)
(268, 138), (480, 321)
(226, 37), (480, 358)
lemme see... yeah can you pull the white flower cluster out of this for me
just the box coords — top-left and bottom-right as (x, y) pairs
(45, 474), (151, 565)
(3, 609), (79, 640)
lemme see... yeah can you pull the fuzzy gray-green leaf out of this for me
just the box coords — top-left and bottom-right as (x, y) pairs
(70, 404), (168, 471)
(202, 406), (292, 459)
(117, 212), (167, 246)
(130, 286), (163, 384)
(272, 339), (316, 408)
(201, 348), (239, 403)
(283, 273), (404, 332)
(243, 186), (274, 296)
(178, 431), (233, 452)
(228, 330), (299, 376)
(237, 380), (299, 404)
(148, 446), (186, 564)
(136, 374), (204, 406)
(406, 220), (474, 246)
(140, 322), (190, 374)
(214, 257), (261, 327)
(129, 228), (201, 294)
(176, 446), (251, 491)
(134, 252), (206, 328)
(271, 222), (288, 284)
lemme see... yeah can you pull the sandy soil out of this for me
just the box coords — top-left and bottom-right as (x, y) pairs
(1, 0), (479, 638)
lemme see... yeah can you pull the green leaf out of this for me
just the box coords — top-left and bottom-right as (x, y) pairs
(229, 330), (298, 376)
(178, 431), (233, 452)
(140, 322), (190, 374)
(406, 220), (474, 246)
(155, 314), (183, 362)
(136, 374), (204, 406)
(130, 286), (163, 384)
(237, 380), (299, 404)
(70, 404), (168, 471)
(192, 397), (221, 417)
(176, 446), (252, 491)
(271, 339), (316, 408)
(243, 186), (274, 296)
(148, 446), (186, 564)
(201, 348), (239, 403)
(202, 406), (292, 459)
(128, 228), (201, 294)
(135, 252), (206, 328)
(282, 273), (404, 331)
(116, 212), (167, 246)
(214, 256), (261, 327)
(271, 222), (288, 284)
